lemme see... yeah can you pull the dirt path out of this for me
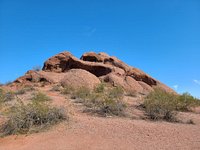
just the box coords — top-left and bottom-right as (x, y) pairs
(0, 88), (200, 150)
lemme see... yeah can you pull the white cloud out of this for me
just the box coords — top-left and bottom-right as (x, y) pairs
(193, 80), (200, 85)
(173, 85), (179, 90)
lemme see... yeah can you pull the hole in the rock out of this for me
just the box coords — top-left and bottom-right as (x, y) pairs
(66, 59), (112, 77)
(82, 56), (102, 62)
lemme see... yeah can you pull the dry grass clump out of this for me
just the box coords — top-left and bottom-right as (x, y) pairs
(50, 84), (63, 92)
(0, 88), (4, 104)
(15, 86), (35, 95)
(0, 89), (15, 103)
(0, 99), (67, 136)
(61, 85), (75, 95)
(143, 88), (200, 122)
(31, 92), (51, 102)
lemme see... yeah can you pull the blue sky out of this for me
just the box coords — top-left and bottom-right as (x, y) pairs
(0, 0), (200, 97)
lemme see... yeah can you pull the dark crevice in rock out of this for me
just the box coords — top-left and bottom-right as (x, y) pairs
(81, 56), (102, 62)
(130, 75), (157, 86)
(65, 59), (112, 77)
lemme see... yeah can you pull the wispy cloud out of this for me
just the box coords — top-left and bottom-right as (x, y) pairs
(172, 85), (179, 90)
(83, 26), (96, 37)
(193, 79), (200, 85)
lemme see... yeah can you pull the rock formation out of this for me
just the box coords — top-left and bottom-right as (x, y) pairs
(13, 51), (175, 95)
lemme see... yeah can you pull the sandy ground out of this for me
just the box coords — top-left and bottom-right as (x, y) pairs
(0, 87), (200, 150)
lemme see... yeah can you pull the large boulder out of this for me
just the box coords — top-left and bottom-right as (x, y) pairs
(60, 69), (101, 90)
(102, 74), (151, 94)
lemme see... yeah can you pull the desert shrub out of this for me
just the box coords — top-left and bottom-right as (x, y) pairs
(143, 89), (200, 122)
(61, 85), (75, 95)
(176, 93), (200, 111)
(15, 89), (26, 95)
(15, 86), (35, 95)
(95, 82), (106, 93)
(94, 95), (126, 116)
(0, 88), (4, 104)
(50, 85), (62, 92)
(143, 88), (178, 122)
(108, 86), (124, 99)
(31, 92), (51, 102)
(76, 85), (126, 117)
(4, 91), (15, 102)
(0, 89), (15, 103)
(73, 87), (91, 100)
(126, 91), (137, 97)
(0, 100), (67, 136)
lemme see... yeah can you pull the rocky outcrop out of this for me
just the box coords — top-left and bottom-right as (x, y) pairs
(43, 52), (113, 77)
(14, 70), (53, 84)
(13, 51), (175, 95)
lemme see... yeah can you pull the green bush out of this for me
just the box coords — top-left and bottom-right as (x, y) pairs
(15, 89), (26, 95)
(0, 100), (67, 136)
(0, 88), (4, 104)
(73, 87), (91, 100)
(61, 85), (75, 95)
(176, 92), (200, 111)
(143, 89), (178, 122)
(0, 89), (15, 103)
(108, 86), (124, 100)
(95, 82), (106, 93)
(31, 92), (51, 102)
(143, 89), (200, 122)
(15, 86), (36, 95)
(74, 85), (126, 117)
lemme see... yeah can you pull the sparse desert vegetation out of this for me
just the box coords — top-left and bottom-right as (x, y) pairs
(0, 51), (200, 149)
(31, 92), (51, 102)
(62, 83), (126, 117)
(15, 86), (35, 95)
(0, 88), (15, 104)
(0, 90), (67, 136)
(0, 99), (67, 136)
(143, 88), (200, 122)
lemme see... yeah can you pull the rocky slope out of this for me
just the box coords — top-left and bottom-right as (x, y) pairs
(13, 51), (174, 95)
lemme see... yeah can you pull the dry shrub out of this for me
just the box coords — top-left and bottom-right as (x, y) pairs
(143, 89), (178, 122)
(0, 89), (15, 103)
(0, 100), (67, 136)
(143, 88), (200, 122)
(31, 92), (51, 102)
(15, 86), (35, 95)
(61, 85), (75, 95)
(176, 93), (200, 111)
(71, 84), (126, 117)
(50, 85), (63, 92)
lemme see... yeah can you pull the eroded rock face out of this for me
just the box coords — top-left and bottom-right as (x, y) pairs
(13, 51), (175, 95)
(43, 52), (112, 77)
(80, 52), (157, 86)
(14, 70), (53, 85)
